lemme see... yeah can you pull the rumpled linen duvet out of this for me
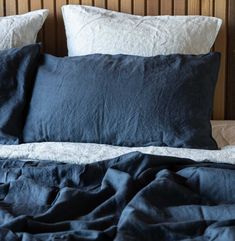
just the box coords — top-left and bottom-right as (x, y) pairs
(1, 145), (235, 241)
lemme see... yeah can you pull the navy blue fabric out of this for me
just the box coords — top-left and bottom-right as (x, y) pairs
(0, 44), (40, 144)
(23, 53), (220, 149)
(1, 153), (235, 240)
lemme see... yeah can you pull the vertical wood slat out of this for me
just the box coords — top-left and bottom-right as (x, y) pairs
(174, 0), (186, 15)
(201, 0), (213, 16)
(107, 0), (119, 11)
(69, 0), (81, 4)
(43, 0), (56, 55)
(213, 0), (227, 120)
(95, 0), (106, 8)
(0, 0), (4, 16)
(120, 0), (132, 13)
(18, 0), (30, 14)
(5, 0), (17, 15)
(81, 0), (93, 5)
(227, 0), (235, 119)
(30, 0), (43, 45)
(160, 0), (173, 15)
(56, 0), (67, 56)
(30, 0), (43, 10)
(134, 0), (145, 15)
(147, 0), (159, 15)
(188, 0), (200, 15)
(201, 0), (214, 57)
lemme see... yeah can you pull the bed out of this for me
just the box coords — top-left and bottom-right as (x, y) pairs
(0, 1), (235, 241)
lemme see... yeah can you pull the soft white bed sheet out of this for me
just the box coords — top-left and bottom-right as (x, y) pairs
(0, 142), (234, 165)
(0, 121), (234, 165)
(211, 120), (235, 148)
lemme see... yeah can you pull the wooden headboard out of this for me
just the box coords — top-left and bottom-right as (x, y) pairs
(1, 0), (233, 120)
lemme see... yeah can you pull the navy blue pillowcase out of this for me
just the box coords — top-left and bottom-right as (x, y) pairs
(0, 44), (40, 144)
(23, 52), (220, 149)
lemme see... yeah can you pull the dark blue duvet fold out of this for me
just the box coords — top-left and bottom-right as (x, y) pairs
(1, 152), (235, 241)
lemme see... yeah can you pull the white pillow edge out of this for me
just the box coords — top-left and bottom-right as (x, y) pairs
(0, 9), (49, 49)
(0, 9), (49, 20)
(61, 4), (223, 56)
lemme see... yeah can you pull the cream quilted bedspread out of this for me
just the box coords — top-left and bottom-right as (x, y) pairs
(0, 121), (233, 164)
(0, 142), (234, 165)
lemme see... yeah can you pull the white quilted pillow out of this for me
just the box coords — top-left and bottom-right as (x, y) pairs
(0, 10), (48, 50)
(62, 5), (222, 56)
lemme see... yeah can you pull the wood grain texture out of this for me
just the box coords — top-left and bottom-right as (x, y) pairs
(1, 0), (230, 119)
(147, 0), (159, 15)
(0, 0), (4, 16)
(107, 0), (119, 11)
(69, 0), (82, 4)
(227, 0), (235, 119)
(201, 0), (213, 16)
(43, 0), (56, 55)
(56, 0), (67, 56)
(174, 0), (186, 15)
(213, 0), (227, 120)
(30, 0), (43, 10)
(18, 0), (30, 14)
(188, 0), (201, 15)
(5, 0), (17, 15)
(160, 0), (173, 15)
(134, 0), (145, 15)
(120, 0), (132, 13)
(81, 0), (93, 5)
(30, 0), (43, 44)
(95, 0), (106, 8)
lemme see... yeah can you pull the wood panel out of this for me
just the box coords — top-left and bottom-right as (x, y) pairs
(30, 0), (43, 10)
(56, 0), (67, 56)
(0, 0), (4, 16)
(30, 0), (44, 45)
(227, 0), (235, 119)
(213, 0), (227, 120)
(188, 0), (201, 15)
(81, 0), (93, 5)
(43, 0), (56, 55)
(18, 0), (30, 14)
(1, 0), (230, 120)
(69, 0), (81, 4)
(174, 0), (186, 15)
(121, 0), (132, 14)
(147, 0), (159, 15)
(95, 0), (106, 8)
(107, 0), (119, 11)
(134, 0), (145, 15)
(160, 0), (173, 15)
(5, 0), (17, 15)
(201, 0), (213, 16)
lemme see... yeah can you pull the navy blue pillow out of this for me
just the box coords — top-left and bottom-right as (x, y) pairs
(0, 44), (40, 144)
(23, 52), (220, 149)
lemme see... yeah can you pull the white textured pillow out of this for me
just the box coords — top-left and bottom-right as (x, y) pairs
(62, 5), (222, 56)
(0, 10), (48, 50)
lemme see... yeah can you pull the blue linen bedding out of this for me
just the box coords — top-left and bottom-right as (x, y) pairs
(23, 52), (220, 150)
(0, 44), (40, 144)
(1, 152), (235, 241)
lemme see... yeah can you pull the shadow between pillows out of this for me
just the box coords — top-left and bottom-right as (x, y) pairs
(23, 52), (221, 150)
(0, 44), (41, 144)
